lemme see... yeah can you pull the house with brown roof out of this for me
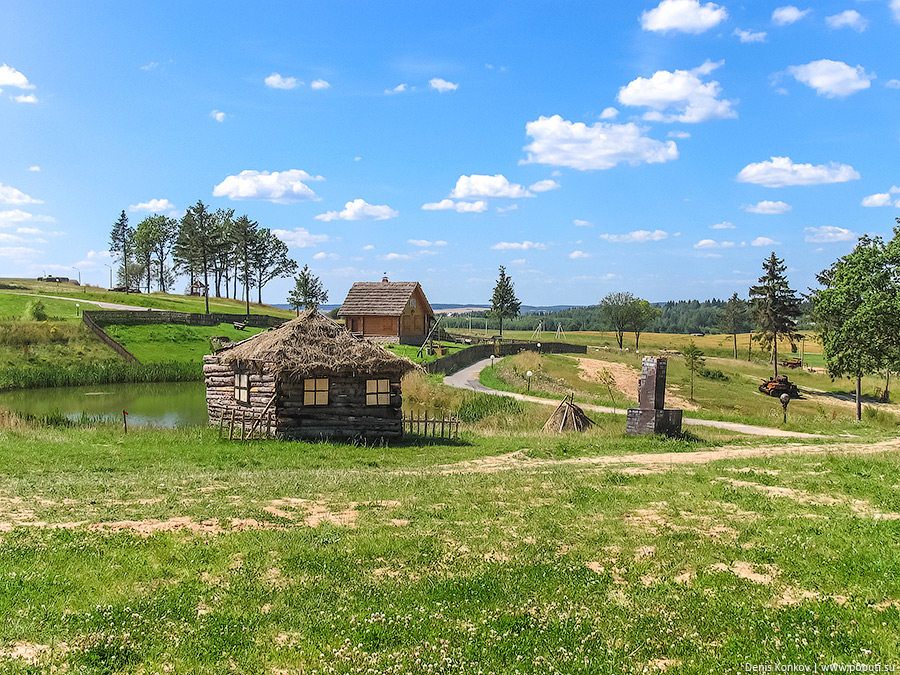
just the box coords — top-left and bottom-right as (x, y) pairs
(338, 277), (435, 345)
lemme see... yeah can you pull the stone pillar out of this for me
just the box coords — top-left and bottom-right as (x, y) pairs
(627, 357), (682, 436)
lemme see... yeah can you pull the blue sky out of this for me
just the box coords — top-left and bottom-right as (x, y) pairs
(1, 0), (899, 306)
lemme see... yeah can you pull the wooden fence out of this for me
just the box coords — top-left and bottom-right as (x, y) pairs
(402, 413), (460, 439)
(425, 340), (587, 375)
(218, 408), (276, 440)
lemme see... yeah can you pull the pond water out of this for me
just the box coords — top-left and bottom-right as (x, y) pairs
(0, 381), (209, 428)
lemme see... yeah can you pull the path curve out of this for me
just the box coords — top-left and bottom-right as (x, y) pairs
(11, 292), (157, 312)
(444, 358), (826, 439)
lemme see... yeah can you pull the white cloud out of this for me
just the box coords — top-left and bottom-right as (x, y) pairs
(271, 227), (330, 248)
(599, 229), (668, 243)
(893, 0), (900, 22)
(429, 78), (458, 93)
(141, 61), (159, 71)
(27, 165), (40, 172)
(640, 0), (728, 33)
(310, 79), (331, 90)
(312, 251), (338, 260)
(0, 246), (41, 258)
(386, 83), (408, 94)
(521, 115), (678, 170)
(0, 209), (54, 227)
(861, 187), (900, 208)
(694, 239), (735, 249)
(529, 179), (561, 193)
(751, 236), (781, 246)
(668, 130), (691, 139)
(0, 183), (42, 205)
(450, 174), (532, 199)
(772, 6), (810, 25)
(573, 219), (593, 227)
(618, 60), (737, 124)
(491, 241), (547, 250)
(0, 232), (25, 242)
(826, 10), (867, 32)
(421, 199), (488, 213)
(13, 94), (37, 104)
(315, 198), (398, 222)
(509, 259), (526, 265)
(362, 244), (375, 250)
(496, 204), (518, 214)
(711, 221), (735, 229)
(213, 169), (324, 203)
(569, 250), (591, 259)
(600, 107), (619, 119)
(129, 198), (176, 213)
(737, 156), (860, 187)
(381, 253), (412, 260)
(210, 110), (226, 122)
(0, 64), (35, 90)
(788, 59), (874, 98)
(804, 226), (856, 243)
(743, 201), (792, 214)
(733, 28), (767, 43)
(264, 73), (301, 90)
(887, 80), (900, 89)
(408, 239), (447, 247)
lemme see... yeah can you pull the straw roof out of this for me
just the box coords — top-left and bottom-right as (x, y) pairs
(542, 395), (595, 433)
(338, 280), (434, 318)
(216, 309), (418, 378)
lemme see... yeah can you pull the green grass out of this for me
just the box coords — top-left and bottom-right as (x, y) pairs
(0, 421), (896, 672)
(384, 341), (466, 364)
(0, 360), (201, 391)
(104, 323), (266, 363)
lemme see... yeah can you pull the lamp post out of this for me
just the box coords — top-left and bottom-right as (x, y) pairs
(72, 266), (81, 286)
(490, 354), (495, 369)
(780, 393), (790, 425)
(104, 263), (113, 290)
(526, 370), (533, 392)
(537, 342), (541, 354)
(75, 302), (80, 317)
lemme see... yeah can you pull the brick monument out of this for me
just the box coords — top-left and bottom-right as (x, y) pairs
(626, 357), (682, 436)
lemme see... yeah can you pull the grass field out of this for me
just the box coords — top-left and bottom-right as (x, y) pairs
(104, 323), (267, 363)
(0, 419), (897, 673)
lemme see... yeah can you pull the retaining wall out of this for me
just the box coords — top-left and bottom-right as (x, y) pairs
(425, 340), (587, 375)
(83, 310), (286, 328)
(81, 312), (140, 363)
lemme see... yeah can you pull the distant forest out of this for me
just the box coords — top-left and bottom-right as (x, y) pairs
(439, 299), (813, 335)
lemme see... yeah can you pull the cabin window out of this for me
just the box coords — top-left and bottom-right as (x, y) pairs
(409, 298), (416, 310)
(303, 378), (329, 406)
(366, 379), (391, 406)
(234, 373), (250, 404)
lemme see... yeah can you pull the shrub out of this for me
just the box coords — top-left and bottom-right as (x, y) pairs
(23, 299), (48, 321)
(457, 391), (525, 423)
(699, 367), (729, 382)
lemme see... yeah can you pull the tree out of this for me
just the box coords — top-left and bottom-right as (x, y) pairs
(248, 228), (297, 305)
(630, 298), (660, 350)
(718, 292), (750, 359)
(488, 266), (521, 337)
(812, 231), (900, 420)
(749, 252), (802, 376)
(133, 214), (177, 294)
(108, 210), (134, 292)
(682, 341), (705, 401)
(176, 201), (215, 314)
(599, 291), (635, 348)
(287, 265), (328, 314)
(230, 214), (258, 315)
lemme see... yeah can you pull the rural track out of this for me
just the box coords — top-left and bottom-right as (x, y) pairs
(444, 358), (826, 439)
(10, 292), (158, 312)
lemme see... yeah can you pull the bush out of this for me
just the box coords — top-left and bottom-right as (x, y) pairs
(699, 367), (729, 382)
(457, 391), (525, 423)
(23, 299), (48, 321)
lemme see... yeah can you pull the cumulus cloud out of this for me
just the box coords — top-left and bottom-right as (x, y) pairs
(491, 241), (547, 250)
(772, 6), (810, 25)
(521, 115), (678, 171)
(264, 73), (301, 89)
(617, 60), (737, 124)
(711, 221), (735, 229)
(788, 59), (874, 98)
(668, 130), (691, 139)
(569, 250), (591, 259)
(408, 239), (447, 247)
(737, 156), (860, 187)
(743, 201), (792, 214)
(529, 179), (561, 192)
(312, 252), (337, 260)
(887, 79), (900, 89)
(27, 166), (40, 172)
(0, 183), (42, 205)
(129, 198), (177, 214)
(804, 226), (856, 243)
(213, 169), (324, 203)
(599, 229), (668, 243)
(573, 219), (593, 227)
(315, 198), (398, 222)
(640, 0), (728, 33)
(733, 28), (767, 43)
(861, 187), (900, 208)
(0, 246), (41, 258)
(0, 64), (35, 90)
(380, 252), (412, 260)
(13, 93), (37, 104)
(694, 239), (735, 249)
(386, 83), (408, 94)
(450, 174), (532, 199)
(310, 79), (331, 90)
(600, 107), (619, 119)
(893, 0), (900, 22)
(0, 209), (54, 227)
(271, 227), (330, 248)
(429, 78), (458, 93)
(421, 199), (488, 213)
(826, 10), (867, 32)
(210, 110), (226, 122)
(751, 236), (781, 246)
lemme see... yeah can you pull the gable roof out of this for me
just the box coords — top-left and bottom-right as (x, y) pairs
(215, 308), (417, 378)
(338, 280), (434, 318)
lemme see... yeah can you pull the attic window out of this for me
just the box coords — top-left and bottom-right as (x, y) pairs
(304, 378), (329, 406)
(366, 379), (391, 406)
(235, 373), (250, 404)
(409, 298), (416, 309)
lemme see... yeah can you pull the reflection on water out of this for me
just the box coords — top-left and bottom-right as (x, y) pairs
(0, 381), (208, 428)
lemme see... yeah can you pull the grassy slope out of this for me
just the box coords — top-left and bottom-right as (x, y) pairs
(104, 323), (266, 363)
(0, 424), (896, 672)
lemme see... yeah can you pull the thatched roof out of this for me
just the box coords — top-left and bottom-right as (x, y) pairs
(542, 395), (595, 433)
(215, 309), (418, 378)
(338, 279), (434, 318)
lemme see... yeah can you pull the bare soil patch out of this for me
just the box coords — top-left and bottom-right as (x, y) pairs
(575, 357), (698, 411)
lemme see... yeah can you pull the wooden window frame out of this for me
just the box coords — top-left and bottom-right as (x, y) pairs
(234, 372), (250, 405)
(303, 378), (329, 406)
(366, 378), (392, 406)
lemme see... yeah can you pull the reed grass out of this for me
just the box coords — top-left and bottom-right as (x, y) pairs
(0, 360), (202, 391)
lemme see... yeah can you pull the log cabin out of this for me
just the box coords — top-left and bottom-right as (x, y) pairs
(203, 309), (417, 440)
(338, 277), (435, 345)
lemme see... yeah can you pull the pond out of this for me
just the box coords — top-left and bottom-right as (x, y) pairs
(0, 381), (209, 428)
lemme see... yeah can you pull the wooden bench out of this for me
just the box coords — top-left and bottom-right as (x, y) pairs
(233, 321), (246, 331)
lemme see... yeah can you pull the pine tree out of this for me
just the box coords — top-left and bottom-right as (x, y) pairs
(489, 266), (521, 337)
(287, 265), (328, 315)
(749, 252), (802, 376)
(108, 210), (134, 292)
(717, 292), (749, 359)
(682, 340), (705, 401)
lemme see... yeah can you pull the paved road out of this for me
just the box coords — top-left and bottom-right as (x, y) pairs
(444, 358), (826, 439)
(12, 292), (156, 312)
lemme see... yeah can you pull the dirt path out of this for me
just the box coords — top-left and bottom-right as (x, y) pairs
(435, 437), (900, 475)
(10, 292), (156, 312)
(574, 356), (698, 411)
